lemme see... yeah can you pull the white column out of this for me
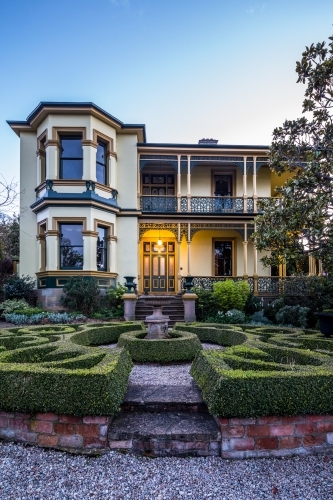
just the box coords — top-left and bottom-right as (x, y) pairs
(177, 155), (181, 211)
(243, 156), (248, 213)
(36, 154), (42, 186)
(243, 223), (248, 277)
(253, 156), (257, 212)
(187, 155), (191, 212)
(137, 154), (141, 210)
(45, 141), (59, 179)
(110, 155), (117, 189)
(45, 231), (59, 270)
(82, 145), (97, 181)
(83, 232), (98, 271)
(177, 223), (182, 291)
(109, 236), (117, 273)
(187, 223), (191, 274)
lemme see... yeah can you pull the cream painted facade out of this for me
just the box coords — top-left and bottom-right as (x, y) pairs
(8, 102), (277, 307)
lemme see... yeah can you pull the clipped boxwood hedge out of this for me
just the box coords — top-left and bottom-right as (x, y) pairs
(174, 323), (246, 346)
(0, 323), (135, 415)
(190, 324), (333, 417)
(117, 330), (202, 362)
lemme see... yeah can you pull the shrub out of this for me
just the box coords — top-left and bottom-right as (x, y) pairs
(3, 275), (36, 301)
(276, 305), (310, 329)
(107, 283), (126, 318)
(190, 324), (333, 418)
(174, 323), (246, 346)
(117, 330), (202, 362)
(250, 310), (272, 325)
(212, 280), (250, 312)
(244, 293), (262, 314)
(60, 276), (100, 315)
(0, 324), (133, 415)
(193, 287), (219, 321)
(0, 298), (30, 315)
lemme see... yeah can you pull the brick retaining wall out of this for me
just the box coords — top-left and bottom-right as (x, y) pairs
(217, 415), (333, 459)
(1, 410), (333, 458)
(0, 411), (112, 454)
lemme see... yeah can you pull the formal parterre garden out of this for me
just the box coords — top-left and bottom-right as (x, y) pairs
(1, 320), (333, 420)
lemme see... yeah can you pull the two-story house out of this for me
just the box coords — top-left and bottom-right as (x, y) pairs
(7, 102), (288, 309)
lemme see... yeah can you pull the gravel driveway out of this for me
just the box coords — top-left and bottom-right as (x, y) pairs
(0, 442), (333, 499)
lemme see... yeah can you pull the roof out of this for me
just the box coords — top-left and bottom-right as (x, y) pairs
(7, 102), (147, 142)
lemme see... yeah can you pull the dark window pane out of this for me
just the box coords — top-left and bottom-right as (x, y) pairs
(60, 224), (83, 246)
(60, 247), (83, 269)
(61, 159), (83, 179)
(97, 142), (106, 163)
(96, 163), (106, 184)
(97, 226), (107, 271)
(60, 137), (83, 158)
(215, 241), (232, 276)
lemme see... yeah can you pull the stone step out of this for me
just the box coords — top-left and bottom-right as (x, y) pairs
(108, 411), (221, 457)
(121, 384), (207, 413)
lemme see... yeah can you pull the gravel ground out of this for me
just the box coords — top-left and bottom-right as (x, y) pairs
(0, 442), (332, 499)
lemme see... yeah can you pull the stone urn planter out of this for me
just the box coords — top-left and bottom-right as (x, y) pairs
(315, 311), (333, 338)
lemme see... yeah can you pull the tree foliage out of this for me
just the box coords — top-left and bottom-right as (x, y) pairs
(253, 35), (333, 274)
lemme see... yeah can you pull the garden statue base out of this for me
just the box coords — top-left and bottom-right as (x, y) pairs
(144, 297), (171, 339)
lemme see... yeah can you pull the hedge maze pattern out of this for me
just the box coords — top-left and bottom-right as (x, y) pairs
(0, 323), (144, 416)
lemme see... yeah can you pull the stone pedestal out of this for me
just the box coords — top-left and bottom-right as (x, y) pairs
(143, 297), (171, 339)
(123, 293), (137, 321)
(183, 293), (198, 323)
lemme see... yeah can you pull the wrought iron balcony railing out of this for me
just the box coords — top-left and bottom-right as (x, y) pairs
(140, 196), (257, 213)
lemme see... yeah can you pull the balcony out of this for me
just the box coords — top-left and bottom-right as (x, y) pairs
(140, 196), (270, 214)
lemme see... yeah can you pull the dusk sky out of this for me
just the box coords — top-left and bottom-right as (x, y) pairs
(1, 0), (333, 212)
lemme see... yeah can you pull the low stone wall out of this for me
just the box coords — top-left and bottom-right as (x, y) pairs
(0, 411), (112, 454)
(217, 415), (333, 459)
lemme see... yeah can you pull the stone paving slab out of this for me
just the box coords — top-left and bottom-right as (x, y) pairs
(123, 384), (204, 405)
(109, 411), (221, 441)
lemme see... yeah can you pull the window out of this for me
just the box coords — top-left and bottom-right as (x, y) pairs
(59, 224), (83, 269)
(97, 226), (107, 271)
(214, 241), (232, 276)
(96, 141), (107, 184)
(59, 135), (83, 179)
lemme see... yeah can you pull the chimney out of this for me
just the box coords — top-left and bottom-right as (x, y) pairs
(198, 138), (219, 145)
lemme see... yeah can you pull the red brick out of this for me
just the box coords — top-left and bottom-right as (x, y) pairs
(10, 418), (29, 431)
(247, 425), (270, 437)
(256, 437), (279, 450)
(59, 435), (83, 448)
(280, 436), (302, 449)
(230, 418), (255, 425)
(217, 418), (229, 426)
(0, 416), (8, 428)
(230, 438), (255, 451)
(53, 423), (76, 435)
(59, 415), (82, 424)
(16, 431), (37, 443)
(305, 415), (325, 423)
(32, 420), (53, 434)
(38, 434), (59, 447)
(295, 423), (317, 435)
(317, 422), (333, 433)
(221, 426), (245, 438)
(78, 424), (99, 437)
(0, 411), (12, 417)
(83, 437), (106, 448)
(13, 412), (31, 419)
(303, 435), (326, 447)
(324, 415), (333, 422)
(36, 412), (58, 421)
(83, 416), (109, 425)
(281, 416), (304, 424)
(270, 425), (294, 437)
(257, 416), (280, 424)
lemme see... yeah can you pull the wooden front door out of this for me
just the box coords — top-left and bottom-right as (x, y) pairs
(143, 241), (176, 292)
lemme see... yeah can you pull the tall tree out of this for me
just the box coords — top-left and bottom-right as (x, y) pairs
(253, 35), (333, 274)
